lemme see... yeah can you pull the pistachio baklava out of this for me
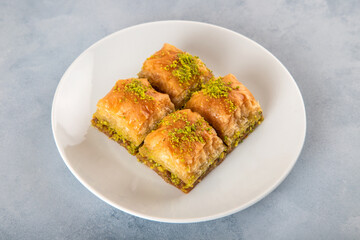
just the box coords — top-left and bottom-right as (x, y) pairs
(185, 74), (263, 151)
(138, 43), (213, 109)
(92, 78), (174, 155)
(137, 109), (226, 193)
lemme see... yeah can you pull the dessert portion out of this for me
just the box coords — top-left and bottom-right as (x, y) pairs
(185, 74), (263, 151)
(92, 78), (174, 155)
(137, 109), (226, 193)
(91, 44), (265, 193)
(138, 43), (213, 109)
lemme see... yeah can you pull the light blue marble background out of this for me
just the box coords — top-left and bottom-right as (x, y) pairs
(1, 0), (359, 239)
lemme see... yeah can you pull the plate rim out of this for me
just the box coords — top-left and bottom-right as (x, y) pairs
(51, 20), (307, 223)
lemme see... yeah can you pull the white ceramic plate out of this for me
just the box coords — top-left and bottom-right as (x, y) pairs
(52, 21), (306, 223)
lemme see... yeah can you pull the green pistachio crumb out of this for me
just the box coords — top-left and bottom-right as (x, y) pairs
(164, 112), (209, 153)
(94, 119), (138, 154)
(202, 77), (237, 113)
(123, 79), (154, 101)
(202, 77), (232, 98)
(170, 173), (181, 185)
(164, 53), (200, 85)
(225, 98), (237, 113)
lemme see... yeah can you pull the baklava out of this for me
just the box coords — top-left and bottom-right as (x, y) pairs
(137, 109), (226, 193)
(92, 78), (174, 155)
(185, 74), (263, 151)
(138, 43), (213, 109)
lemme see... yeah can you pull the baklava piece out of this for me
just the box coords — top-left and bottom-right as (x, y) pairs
(185, 74), (263, 151)
(137, 109), (226, 193)
(138, 43), (213, 109)
(91, 78), (174, 155)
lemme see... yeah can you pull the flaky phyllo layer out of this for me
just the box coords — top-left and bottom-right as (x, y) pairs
(137, 149), (226, 193)
(91, 117), (139, 154)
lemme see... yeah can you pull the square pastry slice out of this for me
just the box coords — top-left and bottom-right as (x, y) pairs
(138, 43), (213, 109)
(137, 109), (226, 193)
(92, 78), (174, 155)
(185, 74), (263, 151)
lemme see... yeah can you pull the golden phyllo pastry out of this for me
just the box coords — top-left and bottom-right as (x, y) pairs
(185, 74), (263, 151)
(137, 109), (226, 193)
(138, 43), (213, 109)
(91, 78), (174, 155)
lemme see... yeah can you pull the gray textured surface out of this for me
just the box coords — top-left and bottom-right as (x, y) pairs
(1, 0), (359, 239)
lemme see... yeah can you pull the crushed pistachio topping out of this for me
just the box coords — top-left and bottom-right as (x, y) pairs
(169, 123), (205, 151)
(225, 98), (237, 113)
(202, 77), (232, 98)
(161, 111), (210, 153)
(122, 79), (154, 101)
(202, 77), (237, 113)
(160, 111), (189, 126)
(164, 53), (200, 85)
